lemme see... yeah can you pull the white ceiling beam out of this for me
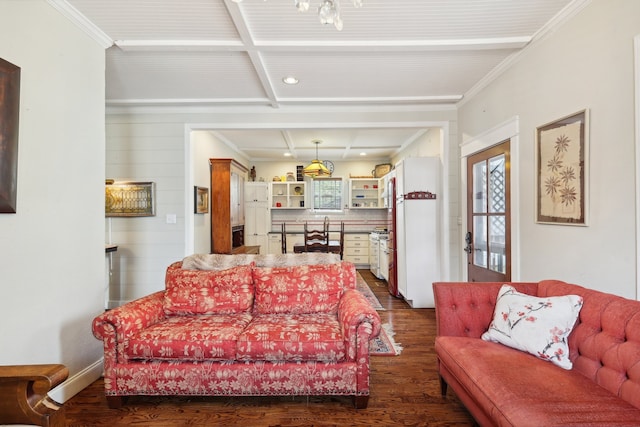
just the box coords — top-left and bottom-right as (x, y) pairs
(105, 98), (274, 107)
(224, 0), (280, 108)
(114, 40), (246, 51)
(104, 97), (461, 108)
(276, 95), (464, 104)
(254, 37), (531, 52)
(113, 37), (531, 53)
(281, 130), (298, 158)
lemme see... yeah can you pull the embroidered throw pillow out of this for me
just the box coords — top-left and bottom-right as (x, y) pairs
(252, 263), (344, 314)
(481, 284), (583, 370)
(164, 264), (254, 315)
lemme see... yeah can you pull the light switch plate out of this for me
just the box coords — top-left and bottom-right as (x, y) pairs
(166, 214), (177, 224)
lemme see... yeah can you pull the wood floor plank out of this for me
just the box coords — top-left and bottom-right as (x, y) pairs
(64, 270), (476, 426)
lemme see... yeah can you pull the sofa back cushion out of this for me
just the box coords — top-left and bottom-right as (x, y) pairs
(181, 253), (341, 270)
(252, 263), (344, 314)
(538, 280), (640, 410)
(164, 264), (254, 315)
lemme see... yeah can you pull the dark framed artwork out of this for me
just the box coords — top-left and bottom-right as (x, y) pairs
(194, 186), (209, 214)
(0, 58), (21, 213)
(536, 109), (589, 225)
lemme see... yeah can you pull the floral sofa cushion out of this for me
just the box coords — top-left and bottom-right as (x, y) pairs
(237, 313), (346, 362)
(164, 264), (254, 315)
(126, 313), (253, 361)
(252, 263), (344, 314)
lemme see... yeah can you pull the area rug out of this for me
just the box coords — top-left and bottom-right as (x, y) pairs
(370, 323), (403, 356)
(356, 272), (384, 311)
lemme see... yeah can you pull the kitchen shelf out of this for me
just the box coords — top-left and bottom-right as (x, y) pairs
(349, 178), (384, 209)
(270, 181), (306, 209)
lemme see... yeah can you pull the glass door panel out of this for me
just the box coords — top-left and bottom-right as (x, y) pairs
(466, 140), (511, 282)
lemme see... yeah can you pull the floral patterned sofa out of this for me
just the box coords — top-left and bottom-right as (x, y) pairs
(433, 280), (640, 426)
(92, 253), (381, 409)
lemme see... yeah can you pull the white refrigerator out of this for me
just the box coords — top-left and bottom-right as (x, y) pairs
(395, 157), (440, 308)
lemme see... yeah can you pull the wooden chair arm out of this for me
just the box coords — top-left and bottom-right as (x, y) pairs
(0, 364), (68, 427)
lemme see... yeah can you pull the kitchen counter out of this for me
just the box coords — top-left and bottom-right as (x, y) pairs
(268, 230), (375, 235)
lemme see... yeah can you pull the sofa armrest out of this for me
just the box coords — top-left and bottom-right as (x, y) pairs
(92, 291), (166, 363)
(432, 282), (538, 338)
(338, 289), (382, 360)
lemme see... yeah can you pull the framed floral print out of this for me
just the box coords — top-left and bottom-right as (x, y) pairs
(536, 109), (588, 225)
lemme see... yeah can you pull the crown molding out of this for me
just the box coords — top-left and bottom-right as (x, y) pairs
(47, 0), (113, 49)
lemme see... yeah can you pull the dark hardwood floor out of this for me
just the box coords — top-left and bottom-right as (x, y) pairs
(64, 270), (475, 427)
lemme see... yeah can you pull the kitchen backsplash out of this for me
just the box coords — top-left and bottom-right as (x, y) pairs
(271, 208), (388, 233)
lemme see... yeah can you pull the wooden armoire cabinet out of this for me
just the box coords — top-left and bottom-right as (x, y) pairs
(209, 158), (247, 254)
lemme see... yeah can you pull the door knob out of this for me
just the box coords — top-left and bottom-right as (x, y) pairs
(464, 231), (473, 254)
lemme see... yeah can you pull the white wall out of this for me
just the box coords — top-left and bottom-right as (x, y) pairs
(458, 0), (640, 298)
(106, 116), (188, 303)
(0, 0), (106, 402)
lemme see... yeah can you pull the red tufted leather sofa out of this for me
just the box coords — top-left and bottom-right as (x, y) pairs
(433, 280), (640, 427)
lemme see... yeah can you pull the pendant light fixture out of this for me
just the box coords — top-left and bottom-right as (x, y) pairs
(231, 0), (363, 31)
(303, 140), (331, 178)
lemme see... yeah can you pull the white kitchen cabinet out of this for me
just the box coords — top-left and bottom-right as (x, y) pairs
(271, 181), (306, 209)
(268, 233), (282, 254)
(286, 233), (305, 253)
(343, 233), (369, 266)
(349, 178), (383, 209)
(244, 182), (270, 254)
(245, 182), (269, 202)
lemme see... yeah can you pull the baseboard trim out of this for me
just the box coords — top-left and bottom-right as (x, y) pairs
(48, 358), (104, 404)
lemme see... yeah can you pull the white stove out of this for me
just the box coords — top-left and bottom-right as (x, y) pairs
(369, 231), (388, 279)
(369, 230), (389, 239)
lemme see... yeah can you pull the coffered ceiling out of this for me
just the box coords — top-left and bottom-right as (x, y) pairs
(52, 0), (586, 160)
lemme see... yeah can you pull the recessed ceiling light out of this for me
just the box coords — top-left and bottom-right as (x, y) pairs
(282, 76), (299, 85)
(360, 152), (367, 156)
(284, 152), (292, 157)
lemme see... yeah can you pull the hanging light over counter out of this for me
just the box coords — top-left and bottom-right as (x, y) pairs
(303, 140), (331, 178)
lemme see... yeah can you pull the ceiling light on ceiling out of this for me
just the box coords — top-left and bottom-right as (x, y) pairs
(282, 76), (299, 85)
(233, 0), (363, 31)
(360, 152), (367, 156)
(284, 152), (292, 157)
(303, 140), (331, 178)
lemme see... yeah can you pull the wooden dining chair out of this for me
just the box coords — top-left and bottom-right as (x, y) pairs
(304, 220), (330, 253)
(281, 223), (287, 254)
(339, 221), (345, 259)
